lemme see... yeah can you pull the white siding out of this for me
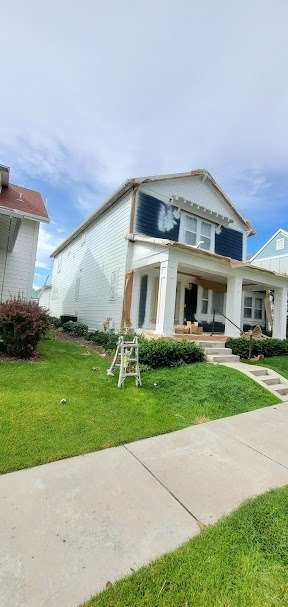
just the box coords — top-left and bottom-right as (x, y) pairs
(39, 287), (51, 312)
(252, 256), (288, 275)
(49, 191), (132, 331)
(0, 218), (39, 301)
(139, 176), (246, 230)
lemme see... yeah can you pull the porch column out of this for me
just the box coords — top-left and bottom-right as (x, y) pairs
(273, 287), (287, 339)
(155, 259), (178, 335)
(225, 276), (242, 337)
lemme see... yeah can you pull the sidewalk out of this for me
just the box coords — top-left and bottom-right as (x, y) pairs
(1, 403), (288, 607)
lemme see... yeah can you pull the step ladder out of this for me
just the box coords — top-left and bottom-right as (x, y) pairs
(107, 336), (141, 388)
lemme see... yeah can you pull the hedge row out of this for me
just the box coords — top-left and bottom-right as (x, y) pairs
(226, 337), (288, 359)
(86, 330), (204, 368)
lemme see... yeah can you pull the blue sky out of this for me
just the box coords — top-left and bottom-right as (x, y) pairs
(1, 0), (288, 287)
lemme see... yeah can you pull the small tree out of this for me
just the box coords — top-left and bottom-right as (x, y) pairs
(0, 295), (50, 357)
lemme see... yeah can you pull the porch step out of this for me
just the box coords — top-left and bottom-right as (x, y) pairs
(204, 347), (232, 356)
(206, 354), (240, 363)
(249, 368), (269, 377)
(261, 376), (282, 386)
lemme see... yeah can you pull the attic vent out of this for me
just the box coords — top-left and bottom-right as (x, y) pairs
(276, 238), (284, 251)
(17, 192), (23, 202)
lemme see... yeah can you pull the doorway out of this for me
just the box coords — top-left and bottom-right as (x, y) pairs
(184, 283), (198, 322)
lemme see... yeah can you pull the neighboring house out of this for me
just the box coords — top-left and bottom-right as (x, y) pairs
(0, 164), (49, 301)
(250, 229), (288, 274)
(49, 169), (288, 339)
(38, 284), (51, 312)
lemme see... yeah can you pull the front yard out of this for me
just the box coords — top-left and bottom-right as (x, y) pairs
(0, 337), (279, 474)
(82, 486), (288, 607)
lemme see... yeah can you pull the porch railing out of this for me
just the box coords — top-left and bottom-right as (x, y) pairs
(211, 309), (253, 359)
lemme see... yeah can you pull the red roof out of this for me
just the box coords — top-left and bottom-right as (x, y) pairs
(0, 183), (49, 221)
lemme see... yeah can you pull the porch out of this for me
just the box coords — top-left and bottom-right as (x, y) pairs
(127, 237), (288, 340)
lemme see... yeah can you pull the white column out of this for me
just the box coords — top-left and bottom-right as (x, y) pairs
(224, 275), (243, 337)
(273, 287), (287, 339)
(130, 273), (141, 329)
(155, 259), (178, 335)
(143, 274), (154, 327)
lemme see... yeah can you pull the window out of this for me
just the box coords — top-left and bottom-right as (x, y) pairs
(244, 296), (253, 318)
(254, 297), (263, 320)
(182, 213), (214, 251)
(200, 221), (212, 251)
(276, 238), (284, 250)
(184, 216), (197, 246)
(201, 289), (209, 314)
(212, 291), (224, 315)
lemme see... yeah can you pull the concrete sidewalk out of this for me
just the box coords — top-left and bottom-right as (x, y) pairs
(1, 403), (288, 607)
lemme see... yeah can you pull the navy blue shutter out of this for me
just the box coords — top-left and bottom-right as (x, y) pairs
(138, 275), (148, 328)
(215, 227), (243, 261)
(136, 192), (180, 241)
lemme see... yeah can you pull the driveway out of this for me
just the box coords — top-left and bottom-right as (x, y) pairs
(1, 403), (288, 607)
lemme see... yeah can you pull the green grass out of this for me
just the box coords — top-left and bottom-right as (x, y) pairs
(81, 486), (288, 607)
(256, 356), (288, 380)
(0, 337), (279, 474)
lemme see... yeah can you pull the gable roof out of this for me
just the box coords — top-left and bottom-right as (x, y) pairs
(250, 228), (288, 261)
(51, 168), (254, 257)
(0, 183), (49, 222)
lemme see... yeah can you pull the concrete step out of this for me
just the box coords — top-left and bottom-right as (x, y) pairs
(206, 354), (240, 363)
(204, 347), (232, 356)
(275, 386), (288, 396)
(249, 368), (269, 377)
(200, 341), (227, 348)
(262, 377), (283, 386)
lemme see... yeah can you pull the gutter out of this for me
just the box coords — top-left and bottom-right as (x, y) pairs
(0, 206), (49, 223)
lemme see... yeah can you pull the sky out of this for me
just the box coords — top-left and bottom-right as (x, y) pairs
(1, 0), (288, 287)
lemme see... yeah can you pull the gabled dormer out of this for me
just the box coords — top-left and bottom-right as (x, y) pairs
(134, 169), (253, 262)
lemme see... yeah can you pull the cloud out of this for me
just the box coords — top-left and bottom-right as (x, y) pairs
(35, 224), (64, 270)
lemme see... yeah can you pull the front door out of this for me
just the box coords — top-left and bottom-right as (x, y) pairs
(184, 283), (198, 322)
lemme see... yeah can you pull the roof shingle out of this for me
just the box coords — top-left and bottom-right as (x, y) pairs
(0, 184), (49, 221)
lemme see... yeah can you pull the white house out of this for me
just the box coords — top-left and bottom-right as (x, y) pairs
(48, 169), (288, 339)
(251, 229), (288, 274)
(0, 164), (49, 301)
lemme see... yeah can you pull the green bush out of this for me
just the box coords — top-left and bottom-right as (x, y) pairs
(86, 331), (119, 350)
(49, 315), (61, 328)
(0, 296), (50, 357)
(139, 338), (204, 368)
(226, 337), (288, 360)
(62, 321), (88, 337)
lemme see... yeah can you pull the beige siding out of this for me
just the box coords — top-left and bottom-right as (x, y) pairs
(0, 219), (39, 300)
(49, 192), (132, 331)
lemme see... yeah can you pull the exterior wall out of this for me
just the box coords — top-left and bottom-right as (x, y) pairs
(251, 255), (288, 274)
(0, 218), (39, 301)
(49, 192), (132, 331)
(253, 231), (288, 260)
(134, 176), (247, 261)
(39, 286), (51, 312)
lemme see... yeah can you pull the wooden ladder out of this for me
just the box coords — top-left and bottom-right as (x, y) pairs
(107, 336), (141, 388)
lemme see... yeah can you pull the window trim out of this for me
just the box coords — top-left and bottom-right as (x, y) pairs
(180, 212), (215, 252)
(243, 293), (264, 322)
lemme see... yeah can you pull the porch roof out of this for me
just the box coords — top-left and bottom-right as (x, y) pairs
(128, 234), (288, 286)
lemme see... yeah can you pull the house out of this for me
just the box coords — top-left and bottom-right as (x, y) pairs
(48, 169), (288, 339)
(0, 164), (49, 301)
(250, 229), (288, 274)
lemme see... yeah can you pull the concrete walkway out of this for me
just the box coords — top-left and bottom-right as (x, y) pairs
(221, 360), (288, 401)
(1, 403), (288, 607)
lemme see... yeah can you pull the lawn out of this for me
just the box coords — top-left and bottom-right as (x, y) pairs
(257, 356), (288, 380)
(81, 486), (288, 607)
(0, 337), (279, 474)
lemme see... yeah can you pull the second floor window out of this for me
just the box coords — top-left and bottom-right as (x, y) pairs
(181, 213), (214, 252)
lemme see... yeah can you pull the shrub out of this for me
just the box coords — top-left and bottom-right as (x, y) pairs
(139, 339), (204, 368)
(85, 331), (119, 350)
(226, 337), (288, 360)
(62, 321), (88, 337)
(49, 315), (61, 328)
(0, 296), (50, 357)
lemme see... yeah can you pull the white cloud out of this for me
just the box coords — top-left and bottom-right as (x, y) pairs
(35, 224), (64, 271)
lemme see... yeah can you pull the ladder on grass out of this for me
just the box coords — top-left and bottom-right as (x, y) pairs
(107, 336), (141, 388)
